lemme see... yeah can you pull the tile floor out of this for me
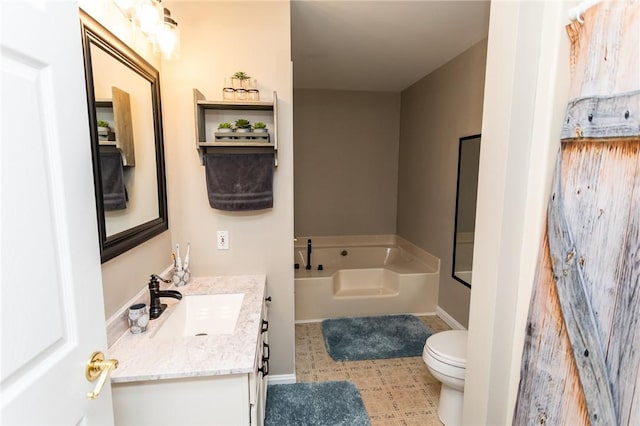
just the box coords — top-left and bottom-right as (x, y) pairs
(295, 315), (451, 426)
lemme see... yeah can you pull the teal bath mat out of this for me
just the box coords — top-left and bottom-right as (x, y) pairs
(265, 381), (370, 426)
(322, 314), (431, 361)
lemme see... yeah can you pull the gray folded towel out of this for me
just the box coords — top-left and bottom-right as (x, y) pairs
(204, 153), (274, 211)
(100, 151), (127, 211)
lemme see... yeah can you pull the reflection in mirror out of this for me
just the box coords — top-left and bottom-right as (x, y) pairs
(452, 134), (481, 287)
(80, 11), (168, 263)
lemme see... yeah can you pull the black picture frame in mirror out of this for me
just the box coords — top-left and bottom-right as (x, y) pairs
(452, 134), (481, 288)
(80, 10), (168, 263)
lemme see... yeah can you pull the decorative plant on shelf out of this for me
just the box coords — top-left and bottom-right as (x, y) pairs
(253, 122), (267, 133)
(97, 120), (110, 139)
(231, 71), (256, 90)
(235, 119), (251, 133)
(232, 71), (250, 90)
(233, 71), (249, 80)
(218, 122), (233, 131)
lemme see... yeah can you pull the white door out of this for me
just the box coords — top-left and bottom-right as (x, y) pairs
(1, 1), (114, 424)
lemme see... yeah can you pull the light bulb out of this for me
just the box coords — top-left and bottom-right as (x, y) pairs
(134, 0), (162, 35)
(155, 11), (180, 59)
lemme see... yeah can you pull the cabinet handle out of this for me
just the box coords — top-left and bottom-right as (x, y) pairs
(262, 342), (270, 361)
(261, 319), (269, 333)
(258, 358), (269, 376)
(265, 296), (272, 302)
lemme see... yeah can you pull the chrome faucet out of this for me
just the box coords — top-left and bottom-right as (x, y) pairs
(148, 274), (182, 319)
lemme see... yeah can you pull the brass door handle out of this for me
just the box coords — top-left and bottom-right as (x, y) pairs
(85, 351), (118, 400)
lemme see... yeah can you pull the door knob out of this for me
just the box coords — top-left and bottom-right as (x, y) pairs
(85, 351), (118, 400)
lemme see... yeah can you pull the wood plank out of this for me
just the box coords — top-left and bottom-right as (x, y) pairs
(112, 86), (135, 166)
(547, 153), (617, 425)
(514, 235), (589, 425)
(515, 139), (640, 424)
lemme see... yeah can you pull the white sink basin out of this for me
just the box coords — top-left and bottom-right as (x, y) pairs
(153, 293), (244, 338)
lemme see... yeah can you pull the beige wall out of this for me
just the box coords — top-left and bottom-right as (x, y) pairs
(464, 1), (571, 424)
(161, 1), (295, 377)
(294, 89), (400, 236)
(396, 39), (487, 327)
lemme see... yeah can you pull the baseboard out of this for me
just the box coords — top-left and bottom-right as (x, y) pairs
(436, 306), (467, 330)
(268, 373), (297, 385)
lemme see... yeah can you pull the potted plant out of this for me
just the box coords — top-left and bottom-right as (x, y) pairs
(235, 119), (251, 133)
(97, 120), (110, 139)
(217, 122), (233, 139)
(253, 122), (267, 133)
(232, 71), (249, 89)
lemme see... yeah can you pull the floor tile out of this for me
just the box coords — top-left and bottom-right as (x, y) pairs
(295, 315), (450, 426)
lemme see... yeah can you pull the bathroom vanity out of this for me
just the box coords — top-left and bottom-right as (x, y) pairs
(108, 275), (269, 425)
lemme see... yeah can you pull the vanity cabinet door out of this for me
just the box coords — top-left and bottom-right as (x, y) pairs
(250, 300), (269, 425)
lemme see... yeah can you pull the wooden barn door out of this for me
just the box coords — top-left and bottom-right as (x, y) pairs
(514, 1), (640, 425)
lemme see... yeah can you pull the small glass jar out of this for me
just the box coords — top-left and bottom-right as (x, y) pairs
(235, 88), (247, 101)
(242, 78), (257, 90)
(223, 87), (235, 101)
(247, 89), (260, 102)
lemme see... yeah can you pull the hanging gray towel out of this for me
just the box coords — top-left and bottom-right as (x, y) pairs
(204, 153), (274, 211)
(100, 151), (127, 211)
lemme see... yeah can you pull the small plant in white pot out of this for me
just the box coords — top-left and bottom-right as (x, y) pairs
(235, 119), (252, 133)
(217, 122), (233, 139)
(97, 120), (110, 139)
(253, 122), (267, 133)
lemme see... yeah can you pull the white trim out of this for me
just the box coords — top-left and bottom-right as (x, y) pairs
(268, 374), (297, 385)
(436, 306), (466, 330)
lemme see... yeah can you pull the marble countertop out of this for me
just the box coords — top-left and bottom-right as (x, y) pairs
(108, 275), (266, 383)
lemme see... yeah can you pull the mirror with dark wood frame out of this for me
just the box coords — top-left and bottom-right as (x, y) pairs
(452, 134), (481, 288)
(80, 11), (168, 263)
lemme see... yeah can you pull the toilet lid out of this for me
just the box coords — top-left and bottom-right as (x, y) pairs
(426, 330), (467, 368)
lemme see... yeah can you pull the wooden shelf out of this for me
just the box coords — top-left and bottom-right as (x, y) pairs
(95, 86), (135, 166)
(196, 100), (274, 111)
(193, 88), (278, 166)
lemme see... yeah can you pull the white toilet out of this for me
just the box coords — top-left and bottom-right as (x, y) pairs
(422, 330), (467, 426)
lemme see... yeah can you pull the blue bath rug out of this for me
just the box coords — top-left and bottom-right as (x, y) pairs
(265, 381), (370, 426)
(322, 314), (431, 361)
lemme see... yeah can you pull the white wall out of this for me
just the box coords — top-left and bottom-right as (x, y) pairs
(463, 1), (572, 423)
(161, 1), (295, 377)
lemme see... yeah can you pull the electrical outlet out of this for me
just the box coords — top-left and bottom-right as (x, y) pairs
(217, 231), (229, 250)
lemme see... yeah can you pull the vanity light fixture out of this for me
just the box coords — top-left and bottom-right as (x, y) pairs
(155, 8), (181, 60)
(112, 0), (181, 60)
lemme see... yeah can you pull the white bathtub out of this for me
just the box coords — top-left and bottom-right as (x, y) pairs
(294, 236), (440, 321)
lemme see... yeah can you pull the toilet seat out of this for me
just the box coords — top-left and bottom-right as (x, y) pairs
(424, 330), (467, 368)
(423, 346), (465, 380)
